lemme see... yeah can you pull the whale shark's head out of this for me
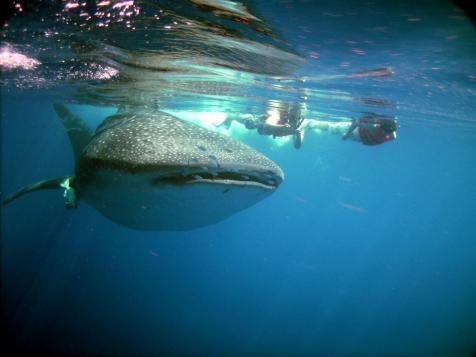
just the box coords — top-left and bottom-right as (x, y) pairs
(76, 110), (283, 230)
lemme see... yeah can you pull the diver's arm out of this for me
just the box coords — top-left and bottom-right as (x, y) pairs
(342, 119), (358, 140)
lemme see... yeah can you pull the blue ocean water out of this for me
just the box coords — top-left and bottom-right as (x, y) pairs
(1, 0), (476, 356)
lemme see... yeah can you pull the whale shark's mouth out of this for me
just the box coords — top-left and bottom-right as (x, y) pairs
(153, 170), (281, 190)
(79, 159), (283, 190)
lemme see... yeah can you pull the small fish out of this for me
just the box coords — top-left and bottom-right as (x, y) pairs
(338, 201), (366, 213)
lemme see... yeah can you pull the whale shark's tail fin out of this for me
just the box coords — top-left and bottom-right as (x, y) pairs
(2, 176), (77, 208)
(53, 103), (93, 163)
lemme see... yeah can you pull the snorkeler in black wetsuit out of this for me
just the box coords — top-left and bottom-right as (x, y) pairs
(221, 102), (306, 149)
(256, 102), (305, 149)
(342, 113), (397, 145)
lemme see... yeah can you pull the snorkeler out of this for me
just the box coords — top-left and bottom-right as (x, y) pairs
(219, 102), (305, 149)
(255, 102), (304, 149)
(342, 113), (397, 145)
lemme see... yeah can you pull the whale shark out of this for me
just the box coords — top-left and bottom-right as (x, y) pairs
(2, 104), (284, 230)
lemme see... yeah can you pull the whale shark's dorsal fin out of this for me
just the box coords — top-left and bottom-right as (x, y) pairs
(53, 103), (93, 163)
(2, 176), (76, 208)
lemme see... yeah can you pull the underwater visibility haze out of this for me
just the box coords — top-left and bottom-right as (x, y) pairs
(1, 0), (476, 355)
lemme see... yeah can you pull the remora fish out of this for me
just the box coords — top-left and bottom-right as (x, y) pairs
(2, 104), (284, 230)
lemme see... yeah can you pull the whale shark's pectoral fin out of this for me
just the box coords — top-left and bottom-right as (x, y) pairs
(2, 176), (77, 208)
(53, 103), (93, 162)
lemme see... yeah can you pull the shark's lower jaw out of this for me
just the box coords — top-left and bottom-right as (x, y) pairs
(153, 170), (281, 190)
(186, 178), (277, 190)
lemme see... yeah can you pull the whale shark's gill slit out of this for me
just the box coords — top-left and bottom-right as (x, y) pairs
(152, 172), (278, 187)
